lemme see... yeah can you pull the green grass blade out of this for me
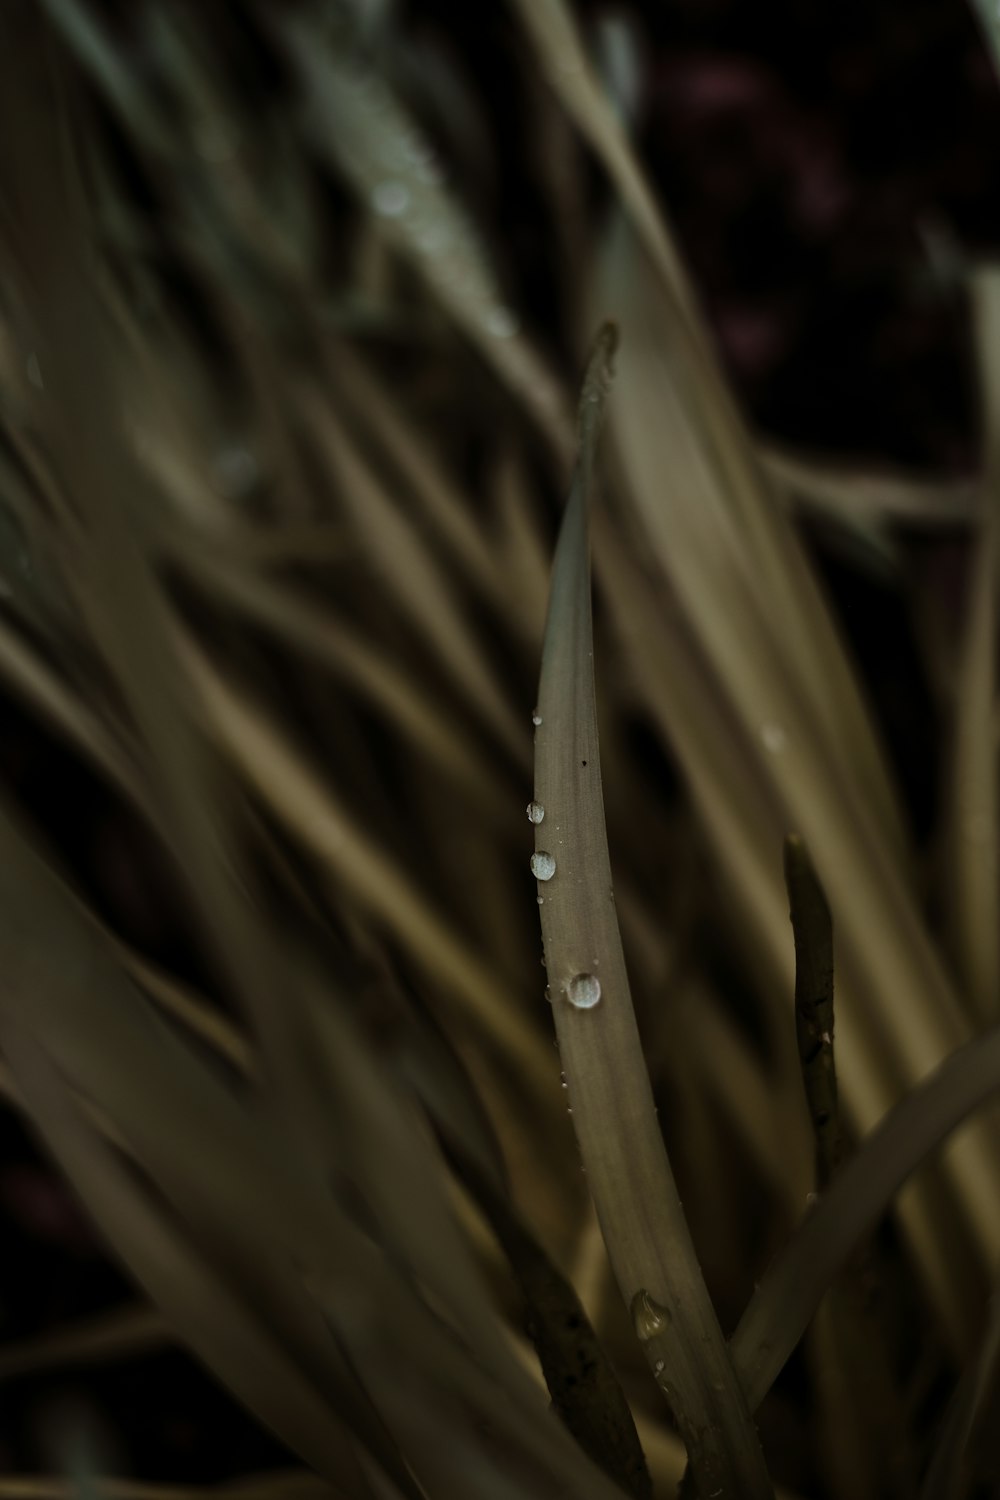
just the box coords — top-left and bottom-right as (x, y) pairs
(533, 324), (773, 1499)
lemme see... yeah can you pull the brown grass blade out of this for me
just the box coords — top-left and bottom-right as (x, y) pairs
(533, 324), (773, 1499)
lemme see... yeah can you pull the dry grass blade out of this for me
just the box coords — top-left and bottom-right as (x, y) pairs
(507, 0), (695, 324)
(943, 268), (1000, 1025)
(732, 1024), (1000, 1412)
(274, 9), (572, 466)
(920, 1280), (1000, 1499)
(0, 1304), (167, 1382)
(760, 444), (980, 530)
(295, 382), (525, 765)
(520, 2), (906, 858)
(0, 1030), (373, 1500)
(533, 324), (773, 1499)
(785, 836), (840, 1187)
(457, 1160), (652, 1500)
(0, 1478), (331, 1500)
(176, 626), (553, 1100)
(171, 535), (501, 810)
(598, 214), (1000, 1316)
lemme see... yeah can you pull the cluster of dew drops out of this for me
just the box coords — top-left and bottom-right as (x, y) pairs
(527, 713), (601, 1011)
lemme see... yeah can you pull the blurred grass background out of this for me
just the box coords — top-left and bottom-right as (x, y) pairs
(1, 1), (1000, 1497)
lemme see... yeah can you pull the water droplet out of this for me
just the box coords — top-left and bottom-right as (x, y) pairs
(760, 722), (787, 754)
(536, 895), (544, 905)
(531, 709), (543, 726)
(631, 1288), (670, 1342)
(565, 972), (601, 1009)
(527, 802), (545, 825)
(372, 181), (410, 217)
(26, 354), (43, 390)
(484, 306), (519, 339)
(531, 852), (556, 881)
(559, 1071), (567, 1088)
(653, 1359), (665, 1376)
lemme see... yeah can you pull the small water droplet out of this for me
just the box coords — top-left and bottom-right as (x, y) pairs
(653, 1359), (665, 1376)
(372, 181), (410, 217)
(760, 722), (787, 754)
(536, 895), (544, 905)
(544, 984), (552, 1003)
(26, 354), (43, 390)
(527, 801), (545, 824)
(484, 306), (519, 339)
(559, 1071), (567, 1089)
(531, 709), (543, 726)
(631, 1288), (670, 1342)
(531, 851), (556, 881)
(565, 972), (601, 1009)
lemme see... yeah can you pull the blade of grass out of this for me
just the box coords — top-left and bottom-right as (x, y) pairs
(760, 444), (980, 530)
(943, 267), (1000, 1025)
(0, 1304), (167, 1382)
(533, 324), (773, 1499)
(517, 5), (908, 857)
(0, 1478), (331, 1500)
(920, 1279), (1000, 1499)
(598, 216), (1000, 1312)
(0, 1027), (374, 1500)
(785, 836), (840, 1188)
(732, 1023), (1000, 1411)
(273, 8), (573, 468)
(452, 1153), (652, 1500)
(597, 510), (973, 1340)
(174, 624), (555, 1103)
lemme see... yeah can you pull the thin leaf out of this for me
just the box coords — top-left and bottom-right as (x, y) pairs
(784, 836), (840, 1187)
(732, 1023), (1000, 1411)
(920, 1280), (1000, 1499)
(533, 324), (773, 1500)
(943, 267), (1000, 1025)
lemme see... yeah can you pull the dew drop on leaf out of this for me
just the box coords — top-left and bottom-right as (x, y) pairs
(531, 851), (556, 881)
(566, 972), (601, 1009)
(630, 1288), (670, 1342)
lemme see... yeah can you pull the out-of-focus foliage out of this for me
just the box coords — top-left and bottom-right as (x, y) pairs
(1, 1), (1000, 1497)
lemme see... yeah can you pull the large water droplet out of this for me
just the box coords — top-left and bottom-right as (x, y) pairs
(760, 722), (787, 754)
(526, 802), (545, 825)
(372, 181), (410, 217)
(531, 851), (556, 881)
(565, 973), (602, 1009)
(531, 709), (543, 726)
(631, 1288), (670, 1342)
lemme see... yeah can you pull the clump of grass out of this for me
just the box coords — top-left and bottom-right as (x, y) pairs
(0, 2), (1000, 1498)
